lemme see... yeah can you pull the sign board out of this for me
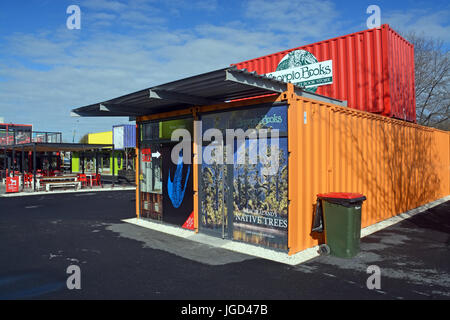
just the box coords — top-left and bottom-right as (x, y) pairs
(182, 212), (195, 230)
(6, 176), (20, 193)
(142, 148), (152, 162)
(264, 50), (333, 92)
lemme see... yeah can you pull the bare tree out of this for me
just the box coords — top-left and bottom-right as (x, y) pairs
(78, 134), (89, 144)
(405, 33), (449, 129)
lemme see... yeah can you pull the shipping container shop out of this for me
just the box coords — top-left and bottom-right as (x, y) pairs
(72, 65), (449, 255)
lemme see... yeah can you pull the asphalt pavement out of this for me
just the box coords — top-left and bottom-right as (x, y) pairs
(0, 190), (448, 300)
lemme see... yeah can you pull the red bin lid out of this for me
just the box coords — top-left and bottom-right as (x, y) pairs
(317, 192), (365, 200)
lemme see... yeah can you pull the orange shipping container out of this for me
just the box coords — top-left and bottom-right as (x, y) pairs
(286, 88), (449, 254)
(72, 65), (448, 256)
(134, 91), (448, 255)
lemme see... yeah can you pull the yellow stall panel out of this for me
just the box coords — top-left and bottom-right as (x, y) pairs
(88, 131), (113, 145)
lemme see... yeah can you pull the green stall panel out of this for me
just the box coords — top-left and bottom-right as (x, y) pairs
(71, 152), (80, 173)
(110, 151), (124, 176)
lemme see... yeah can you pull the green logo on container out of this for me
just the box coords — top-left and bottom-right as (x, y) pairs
(266, 50), (333, 93)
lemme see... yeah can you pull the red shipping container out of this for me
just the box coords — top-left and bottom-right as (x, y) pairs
(232, 24), (416, 122)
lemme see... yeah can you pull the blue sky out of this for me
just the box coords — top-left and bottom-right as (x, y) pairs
(0, 0), (449, 141)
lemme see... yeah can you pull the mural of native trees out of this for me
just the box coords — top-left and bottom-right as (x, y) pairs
(232, 138), (289, 250)
(200, 138), (289, 247)
(233, 138), (288, 250)
(200, 105), (289, 248)
(200, 112), (228, 231)
(200, 146), (228, 230)
(233, 138), (288, 217)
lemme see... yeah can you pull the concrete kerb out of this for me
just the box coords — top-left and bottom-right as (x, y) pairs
(123, 217), (320, 266)
(360, 195), (450, 237)
(0, 186), (136, 197)
(124, 195), (450, 266)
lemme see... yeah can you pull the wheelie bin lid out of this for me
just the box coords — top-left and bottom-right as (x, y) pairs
(317, 192), (366, 204)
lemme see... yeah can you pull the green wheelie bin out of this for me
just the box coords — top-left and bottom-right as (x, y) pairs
(315, 192), (366, 258)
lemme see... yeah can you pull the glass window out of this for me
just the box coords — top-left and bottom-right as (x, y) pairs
(117, 154), (122, 168)
(101, 153), (110, 174)
(141, 122), (159, 141)
(141, 118), (193, 143)
(140, 143), (162, 194)
(201, 104), (288, 137)
(85, 155), (95, 173)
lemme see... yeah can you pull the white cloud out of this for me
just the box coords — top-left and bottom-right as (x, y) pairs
(245, 0), (341, 45)
(194, 0), (219, 12)
(384, 9), (450, 42)
(80, 0), (129, 13)
(1, 0), (448, 141)
(80, 0), (165, 30)
(0, 21), (289, 140)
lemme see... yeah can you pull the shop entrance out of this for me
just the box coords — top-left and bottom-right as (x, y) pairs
(139, 119), (193, 227)
(199, 158), (234, 239)
(161, 142), (193, 226)
(198, 104), (290, 250)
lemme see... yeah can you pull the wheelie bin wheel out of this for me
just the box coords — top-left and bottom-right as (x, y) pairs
(318, 244), (331, 256)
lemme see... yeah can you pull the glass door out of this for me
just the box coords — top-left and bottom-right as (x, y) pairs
(198, 104), (289, 250)
(199, 124), (234, 239)
(139, 143), (163, 221)
(138, 118), (193, 224)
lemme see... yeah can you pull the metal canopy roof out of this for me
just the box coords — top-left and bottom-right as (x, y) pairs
(71, 66), (347, 118)
(3, 143), (114, 152)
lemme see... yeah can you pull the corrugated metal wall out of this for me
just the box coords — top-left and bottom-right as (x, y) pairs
(288, 95), (449, 254)
(387, 27), (416, 121)
(124, 125), (136, 148)
(233, 25), (416, 122)
(113, 124), (136, 149)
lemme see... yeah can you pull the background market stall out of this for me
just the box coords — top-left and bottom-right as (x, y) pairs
(71, 126), (136, 184)
(1, 142), (114, 192)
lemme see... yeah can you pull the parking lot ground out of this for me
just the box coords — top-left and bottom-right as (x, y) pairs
(0, 191), (448, 300)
